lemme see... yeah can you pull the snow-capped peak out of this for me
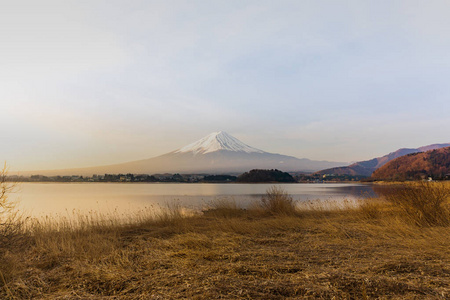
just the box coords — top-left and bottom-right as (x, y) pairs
(175, 131), (265, 155)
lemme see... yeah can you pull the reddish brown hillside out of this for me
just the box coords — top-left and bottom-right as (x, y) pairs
(315, 143), (450, 177)
(370, 147), (450, 181)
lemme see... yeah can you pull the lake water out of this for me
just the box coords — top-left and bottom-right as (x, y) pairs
(10, 183), (377, 220)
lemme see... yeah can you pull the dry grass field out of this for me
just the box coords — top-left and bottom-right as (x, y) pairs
(1, 182), (449, 299)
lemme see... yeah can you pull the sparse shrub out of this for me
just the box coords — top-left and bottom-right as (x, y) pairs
(385, 182), (450, 226)
(0, 164), (14, 223)
(0, 164), (23, 244)
(259, 186), (297, 215)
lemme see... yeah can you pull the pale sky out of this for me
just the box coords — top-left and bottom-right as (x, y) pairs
(2, 0), (450, 171)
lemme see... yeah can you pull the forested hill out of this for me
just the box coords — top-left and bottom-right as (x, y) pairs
(236, 169), (296, 183)
(370, 147), (450, 181)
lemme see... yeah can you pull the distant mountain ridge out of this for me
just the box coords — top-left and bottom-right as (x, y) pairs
(21, 132), (346, 176)
(371, 146), (450, 181)
(315, 143), (450, 177)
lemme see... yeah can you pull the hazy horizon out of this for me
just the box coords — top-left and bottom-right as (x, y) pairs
(2, 1), (450, 171)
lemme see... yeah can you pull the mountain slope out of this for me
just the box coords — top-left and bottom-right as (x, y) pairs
(315, 143), (450, 177)
(22, 132), (346, 176)
(370, 147), (450, 181)
(175, 131), (264, 154)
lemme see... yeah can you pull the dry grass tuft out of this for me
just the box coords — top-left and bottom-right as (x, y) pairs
(384, 181), (450, 226)
(357, 198), (388, 220)
(258, 186), (298, 216)
(203, 198), (248, 219)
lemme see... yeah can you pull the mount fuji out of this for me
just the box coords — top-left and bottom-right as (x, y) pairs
(175, 131), (265, 155)
(24, 131), (346, 176)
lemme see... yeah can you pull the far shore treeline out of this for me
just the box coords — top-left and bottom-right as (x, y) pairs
(6, 169), (364, 183)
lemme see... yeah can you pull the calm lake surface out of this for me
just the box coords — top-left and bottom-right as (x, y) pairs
(12, 183), (377, 219)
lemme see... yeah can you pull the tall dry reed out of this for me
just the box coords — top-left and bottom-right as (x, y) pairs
(384, 181), (450, 226)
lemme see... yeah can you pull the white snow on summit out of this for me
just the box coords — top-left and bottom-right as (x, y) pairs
(175, 131), (265, 155)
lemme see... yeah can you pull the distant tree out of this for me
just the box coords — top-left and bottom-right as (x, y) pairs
(171, 173), (184, 182)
